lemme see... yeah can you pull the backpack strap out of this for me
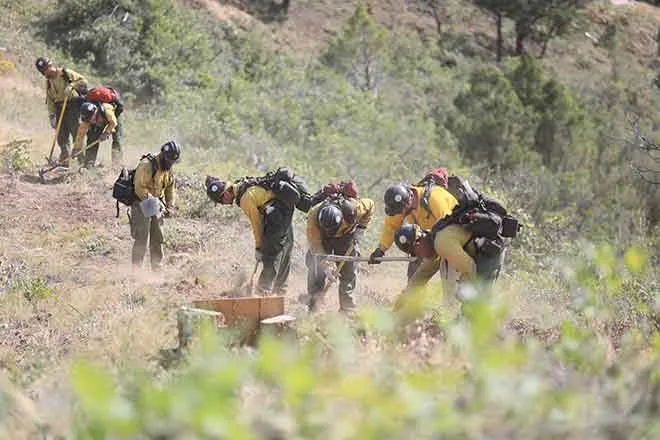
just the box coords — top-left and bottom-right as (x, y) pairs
(98, 102), (107, 120)
(115, 200), (130, 219)
(139, 153), (158, 180)
(234, 174), (272, 207)
(234, 179), (249, 207)
(420, 183), (433, 214)
(62, 68), (71, 84)
(148, 154), (158, 179)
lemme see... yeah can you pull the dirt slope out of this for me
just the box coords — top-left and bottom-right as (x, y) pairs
(0, 40), (551, 437)
(200, 0), (660, 72)
(0, 160), (421, 432)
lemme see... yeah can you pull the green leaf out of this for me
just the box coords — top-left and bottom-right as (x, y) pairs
(624, 247), (648, 274)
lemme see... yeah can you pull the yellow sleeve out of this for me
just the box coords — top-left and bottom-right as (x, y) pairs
(306, 204), (324, 254)
(133, 162), (152, 201)
(64, 69), (88, 95)
(101, 104), (117, 134)
(239, 188), (265, 249)
(378, 214), (404, 251)
(164, 172), (176, 208)
(46, 81), (55, 115)
(356, 198), (375, 227)
(73, 122), (90, 153)
(428, 187), (459, 221)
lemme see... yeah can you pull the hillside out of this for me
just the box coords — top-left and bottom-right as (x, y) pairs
(197, 0), (660, 64)
(1, 0), (660, 437)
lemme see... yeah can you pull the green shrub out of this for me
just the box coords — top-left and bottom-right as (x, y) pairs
(68, 245), (659, 438)
(11, 276), (53, 302)
(39, 0), (220, 102)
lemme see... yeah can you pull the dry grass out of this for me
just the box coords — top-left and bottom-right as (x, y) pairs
(1, 5), (657, 430)
(0, 70), (423, 435)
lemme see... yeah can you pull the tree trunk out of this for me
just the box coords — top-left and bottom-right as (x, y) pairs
(496, 12), (503, 62)
(431, 3), (442, 37)
(540, 38), (549, 58)
(514, 21), (527, 55)
(515, 33), (525, 55)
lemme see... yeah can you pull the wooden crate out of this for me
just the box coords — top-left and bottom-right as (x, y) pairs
(192, 296), (285, 346)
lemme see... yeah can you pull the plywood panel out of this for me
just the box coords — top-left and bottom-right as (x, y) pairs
(191, 296), (286, 346)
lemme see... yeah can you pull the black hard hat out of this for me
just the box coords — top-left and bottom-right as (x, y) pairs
(205, 176), (226, 203)
(161, 140), (180, 163)
(80, 102), (98, 122)
(394, 224), (420, 255)
(35, 57), (51, 73)
(318, 204), (343, 234)
(384, 184), (411, 216)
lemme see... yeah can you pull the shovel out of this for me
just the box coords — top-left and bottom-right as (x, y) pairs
(38, 137), (103, 182)
(39, 124), (109, 182)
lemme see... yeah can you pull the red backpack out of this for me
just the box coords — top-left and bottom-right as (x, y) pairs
(416, 167), (449, 188)
(415, 167), (450, 214)
(85, 86), (124, 116)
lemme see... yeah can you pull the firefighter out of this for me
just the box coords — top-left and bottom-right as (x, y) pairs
(305, 193), (375, 312)
(73, 101), (122, 168)
(392, 212), (511, 320)
(367, 182), (459, 288)
(205, 172), (303, 295)
(35, 57), (88, 166)
(131, 141), (179, 270)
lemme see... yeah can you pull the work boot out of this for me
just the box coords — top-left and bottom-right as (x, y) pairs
(306, 293), (319, 313)
(272, 286), (288, 297)
(256, 286), (272, 297)
(58, 152), (70, 167)
(338, 293), (356, 313)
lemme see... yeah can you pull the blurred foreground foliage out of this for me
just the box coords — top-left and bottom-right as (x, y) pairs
(68, 245), (660, 439)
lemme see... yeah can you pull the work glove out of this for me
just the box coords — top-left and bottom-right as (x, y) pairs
(64, 84), (75, 98)
(255, 249), (263, 262)
(49, 114), (57, 129)
(353, 225), (366, 244)
(368, 248), (385, 265)
(163, 205), (175, 218)
(98, 132), (110, 142)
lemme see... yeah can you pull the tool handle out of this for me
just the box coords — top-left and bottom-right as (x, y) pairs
(313, 254), (417, 263)
(47, 94), (70, 162)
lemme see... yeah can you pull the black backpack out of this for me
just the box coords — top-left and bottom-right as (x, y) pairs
(112, 154), (158, 217)
(431, 181), (521, 240)
(234, 167), (313, 212)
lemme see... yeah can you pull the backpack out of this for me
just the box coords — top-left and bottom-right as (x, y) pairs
(318, 193), (359, 234)
(416, 167), (448, 189)
(309, 180), (359, 207)
(431, 178), (521, 242)
(416, 168), (479, 214)
(86, 86), (124, 117)
(234, 167), (312, 212)
(111, 154), (158, 218)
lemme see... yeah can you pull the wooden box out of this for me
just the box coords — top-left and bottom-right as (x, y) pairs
(192, 296), (286, 346)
